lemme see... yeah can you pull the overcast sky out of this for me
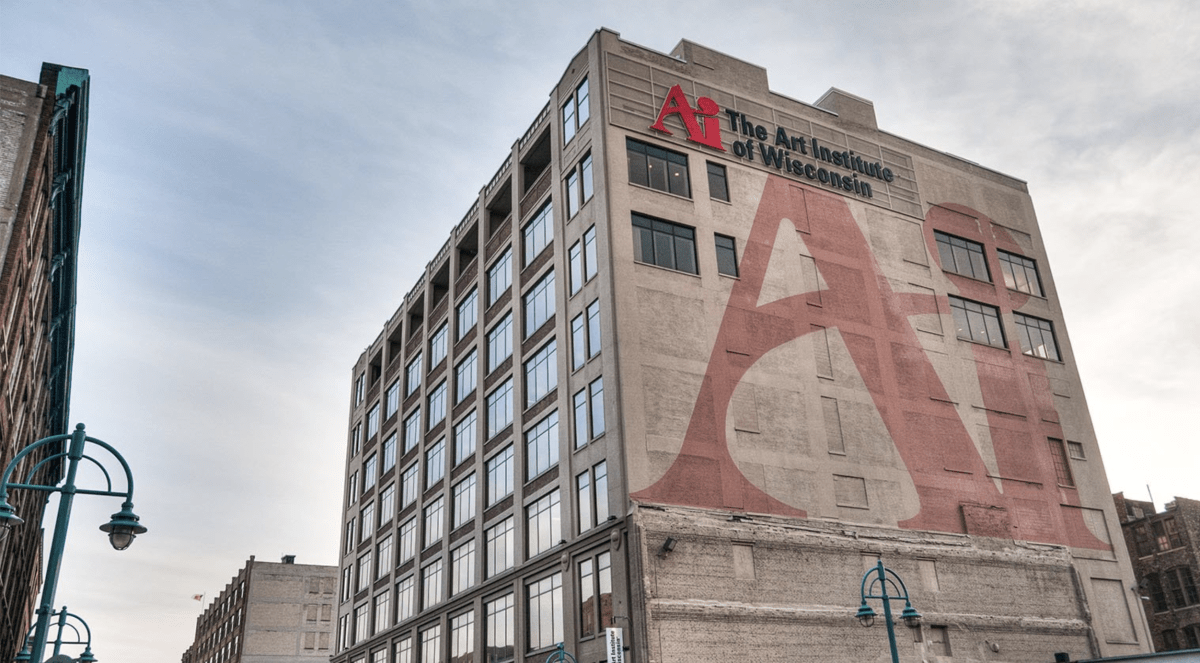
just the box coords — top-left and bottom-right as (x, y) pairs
(2, 1), (1197, 660)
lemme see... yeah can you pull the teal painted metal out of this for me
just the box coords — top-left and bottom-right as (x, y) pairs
(0, 424), (144, 663)
(857, 560), (921, 663)
(543, 643), (578, 663)
(14, 607), (96, 663)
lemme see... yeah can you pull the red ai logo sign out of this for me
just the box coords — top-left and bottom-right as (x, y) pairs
(649, 84), (725, 151)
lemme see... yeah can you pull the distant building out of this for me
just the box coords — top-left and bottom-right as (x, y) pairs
(334, 29), (1149, 663)
(1115, 494), (1200, 651)
(0, 62), (88, 660)
(181, 556), (338, 663)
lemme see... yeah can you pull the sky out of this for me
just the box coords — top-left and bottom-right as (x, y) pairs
(1, 0), (1198, 659)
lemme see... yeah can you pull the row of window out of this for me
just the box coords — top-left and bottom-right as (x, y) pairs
(626, 137), (730, 203)
(935, 230), (1045, 297)
(1161, 625), (1200, 652)
(948, 295), (1061, 360)
(1132, 517), (1187, 557)
(1146, 566), (1200, 613)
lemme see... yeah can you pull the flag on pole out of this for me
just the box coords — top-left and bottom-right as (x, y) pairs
(192, 594), (204, 602)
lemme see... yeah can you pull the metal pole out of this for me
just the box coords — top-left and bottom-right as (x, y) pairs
(876, 561), (901, 663)
(52, 608), (68, 658)
(28, 424), (87, 663)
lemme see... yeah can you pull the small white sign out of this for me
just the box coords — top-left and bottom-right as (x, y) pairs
(606, 627), (625, 663)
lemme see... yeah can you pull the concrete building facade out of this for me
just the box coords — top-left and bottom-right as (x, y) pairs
(1114, 494), (1200, 652)
(334, 30), (1149, 663)
(0, 63), (88, 660)
(182, 555), (339, 663)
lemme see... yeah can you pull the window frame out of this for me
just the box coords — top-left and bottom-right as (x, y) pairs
(948, 295), (1006, 348)
(998, 249), (1044, 296)
(632, 213), (698, 274)
(715, 233), (739, 277)
(627, 138), (690, 198)
(488, 248), (513, 306)
(523, 201), (554, 267)
(935, 230), (991, 282)
(1014, 312), (1061, 361)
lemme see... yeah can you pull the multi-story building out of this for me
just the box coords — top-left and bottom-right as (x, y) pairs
(1114, 494), (1200, 652)
(181, 555), (339, 663)
(0, 62), (88, 660)
(334, 29), (1149, 663)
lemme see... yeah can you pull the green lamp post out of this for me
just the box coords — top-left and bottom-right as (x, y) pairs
(14, 607), (97, 663)
(856, 559), (922, 663)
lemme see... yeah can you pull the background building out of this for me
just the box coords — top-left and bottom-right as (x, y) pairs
(334, 29), (1149, 663)
(1114, 493), (1200, 651)
(181, 555), (338, 663)
(0, 62), (88, 660)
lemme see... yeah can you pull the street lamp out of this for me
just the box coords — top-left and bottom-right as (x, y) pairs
(543, 643), (578, 663)
(0, 423), (146, 663)
(856, 559), (921, 663)
(14, 607), (98, 663)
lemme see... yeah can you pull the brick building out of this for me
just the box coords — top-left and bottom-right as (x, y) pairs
(1114, 494), (1200, 651)
(0, 62), (88, 660)
(333, 30), (1149, 663)
(181, 555), (339, 663)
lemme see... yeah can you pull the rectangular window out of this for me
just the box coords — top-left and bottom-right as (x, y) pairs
(571, 315), (585, 371)
(563, 77), (588, 144)
(998, 250), (1044, 296)
(453, 473), (477, 529)
(579, 551), (612, 637)
(1165, 569), (1186, 608)
(485, 593), (515, 663)
(406, 354), (423, 396)
(524, 340), (558, 407)
(364, 454), (378, 491)
(341, 566), (352, 603)
(358, 553), (372, 591)
(395, 575), (415, 624)
(949, 296), (1006, 347)
(567, 169), (580, 220)
(338, 613), (350, 650)
(421, 624), (442, 663)
(488, 249), (512, 306)
(576, 471), (592, 534)
(399, 518), (417, 563)
(1048, 439), (1074, 487)
(487, 379), (514, 438)
(589, 378), (605, 439)
(485, 517), (515, 578)
(707, 162), (729, 201)
(524, 270), (556, 337)
(486, 445), (514, 505)
(345, 519), (356, 555)
(1148, 573), (1168, 612)
(376, 536), (393, 579)
(367, 404), (381, 439)
(454, 410), (477, 466)
(456, 349), (478, 403)
(401, 463), (419, 508)
(1067, 441), (1086, 460)
(450, 610), (475, 663)
(457, 289), (478, 340)
(715, 234), (739, 276)
(935, 230), (990, 281)
(404, 408), (422, 453)
(526, 489), (561, 558)
(386, 380), (401, 418)
(1014, 313), (1060, 361)
(424, 496), (445, 548)
(526, 410), (560, 480)
(569, 242), (583, 295)
(354, 603), (369, 642)
(593, 461), (609, 523)
(360, 502), (374, 542)
(523, 202), (554, 267)
(583, 226), (597, 281)
(487, 313), (513, 373)
(451, 540), (476, 595)
(566, 153), (593, 219)
(350, 424), (362, 457)
(430, 324), (448, 368)
(422, 560), (444, 610)
(526, 573), (564, 651)
(426, 438), (446, 487)
(355, 373), (366, 405)
(379, 483), (396, 526)
(573, 389), (588, 449)
(383, 434), (397, 473)
(429, 381), (447, 427)
(586, 300), (601, 358)
(627, 138), (690, 197)
(632, 213), (697, 274)
(576, 461), (610, 533)
(1180, 567), (1199, 605)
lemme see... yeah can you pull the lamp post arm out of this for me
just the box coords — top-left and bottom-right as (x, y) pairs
(0, 432), (72, 497)
(875, 561), (901, 663)
(83, 433), (139, 502)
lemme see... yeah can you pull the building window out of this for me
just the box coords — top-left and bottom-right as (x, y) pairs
(526, 573), (564, 651)
(347, 471), (358, 505)
(524, 340), (558, 407)
(576, 460), (608, 533)
(523, 202), (554, 267)
(399, 517), (417, 563)
(401, 462), (419, 508)
(377, 536), (393, 579)
(948, 296), (1005, 347)
(355, 373), (366, 405)
(526, 411), (559, 480)
(450, 610), (475, 663)
(524, 270), (556, 337)
(715, 234), (739, 276)
(586, 300), (601, 358)
(350, 424), (362, 458)
(1047, 439), (1074, 487)
(563, 77), (588, 144)
(455, 350), (477, 403)
(487, 445), (514, 506)
(338, 613), (350, 650)
(372, 645), (387, 663)
(998, 250), (1043, 296)
(526, 489), (561, 558)
(451, 540), (476, 595)
(627, 138), (690, 197)
(379, 483), (395, 527)
(1067, 441), (1086, 460)
(360, 502), (375, 542)
(430, 323), (448, 368)
(1163, 629), (1179, 651)
(452, 473), (477, 529)
(1014, 313), (1060, 361)
(345, 519), (356, 555)
(374, 590), (390, 634)
(407, 354), (423, 396)
(424, 496), (445, 548)
(457, 289), (478, 340)
(454, 410), (477, 466)
(487, 313), (513, 373)
(429, 381), (447, 427)
(364, 454), (378, 491)
(395, 575), (415, 624)
(485, 517), (515, 578)
(357, 553), (372, 592)
(569, 242), (583, 295)
(1183, 625), (1200, 649)
(341, 566), (352, 603)
(383, 434), (397, 474)
(367, 404), (381, 439)
(421, 623), (442, 663)
(574, 379), (605, 448)
(935, 231), (990, 281)
(487, 379), (514, 438)
(426, 438), (446, 487)
(579, 551), (613, 637)
(354, 603), (369, 643)
(632, 213), (697, 274)
(573, 390), (589, 449)
(488, 248), (512, 306)
(485, 593), (515, 663)
(571, 315), (585, 370)
(404, 408), (422, 453)
(707, 162), (729, 201)
(566, 153), (593, 219)
(583, 226), (597, 282)
(386, 380), (401, 418)
(1148, 573), (1168, 612)
(422, 560), (444, 610)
